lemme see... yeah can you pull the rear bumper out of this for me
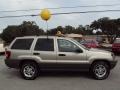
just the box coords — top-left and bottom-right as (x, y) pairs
(5, 59), (20, 69)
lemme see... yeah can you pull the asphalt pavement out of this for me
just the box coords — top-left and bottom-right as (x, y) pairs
(0, 56), (120, 90)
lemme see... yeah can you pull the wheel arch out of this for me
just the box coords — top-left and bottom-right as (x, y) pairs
(19, 59), (39, 68)
(90, 59), (111, 69)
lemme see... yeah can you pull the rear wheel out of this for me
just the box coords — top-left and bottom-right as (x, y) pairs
(90, 61), (110, 80)
(20, 61), (39, 80)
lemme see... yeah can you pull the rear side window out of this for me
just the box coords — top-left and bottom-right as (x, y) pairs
(11, 38), (33, 50)
(34, 38), (54, 51)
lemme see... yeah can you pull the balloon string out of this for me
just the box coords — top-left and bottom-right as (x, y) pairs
(46, 21), (48, 38)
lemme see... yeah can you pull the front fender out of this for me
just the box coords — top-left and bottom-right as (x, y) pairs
(88, 56), (112, 64)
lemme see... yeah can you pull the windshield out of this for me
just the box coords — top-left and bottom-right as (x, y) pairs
(71, 39), (90, 50)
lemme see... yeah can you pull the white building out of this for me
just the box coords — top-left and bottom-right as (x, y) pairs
(0, 38), (5, 53)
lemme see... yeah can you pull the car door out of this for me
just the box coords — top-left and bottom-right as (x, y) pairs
(56, 39), (88, 70)
(33, 37), (57, 68)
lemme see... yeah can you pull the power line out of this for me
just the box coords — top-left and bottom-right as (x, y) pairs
(0, 9), (120, 19)
(52, 9), (120, 15)
(0, 14), (38, 18)
(0, 3), (120, 13)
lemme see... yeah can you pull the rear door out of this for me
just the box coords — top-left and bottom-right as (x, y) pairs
(33, 37), (57, 68)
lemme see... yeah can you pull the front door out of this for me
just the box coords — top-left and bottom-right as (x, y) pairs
(56, 39), (87, 70)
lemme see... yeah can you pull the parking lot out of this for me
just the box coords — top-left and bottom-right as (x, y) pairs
(0, 56), (119, 90)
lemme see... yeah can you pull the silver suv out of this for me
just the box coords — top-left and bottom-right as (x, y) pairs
(5, 36), (117, 80)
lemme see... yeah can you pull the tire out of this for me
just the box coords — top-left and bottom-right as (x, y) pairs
(20, 61), (39, 80)
(90, 61), (110, 80)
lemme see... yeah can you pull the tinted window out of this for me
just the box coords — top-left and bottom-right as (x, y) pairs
(57, 39), (80, 52)
(11, 38), (33, 50)
(34, 38), (54, 51)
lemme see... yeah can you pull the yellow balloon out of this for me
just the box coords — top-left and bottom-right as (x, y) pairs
(40, 9), (51, 21)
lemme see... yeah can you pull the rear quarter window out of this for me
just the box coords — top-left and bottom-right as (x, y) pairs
(11, 38), (33, 50)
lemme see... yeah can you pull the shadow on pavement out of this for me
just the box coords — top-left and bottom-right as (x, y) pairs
(39, 70), (92, 79)
(3, 68), (92, 80)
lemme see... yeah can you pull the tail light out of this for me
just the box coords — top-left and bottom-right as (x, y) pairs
(5, 51), (11, 59)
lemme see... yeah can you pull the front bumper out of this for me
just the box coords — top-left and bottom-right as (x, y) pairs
(110, 60), (117, 69)
(112, 48), (120, 53)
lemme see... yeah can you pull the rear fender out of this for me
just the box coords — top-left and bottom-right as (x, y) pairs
(18, 55), (42, 63)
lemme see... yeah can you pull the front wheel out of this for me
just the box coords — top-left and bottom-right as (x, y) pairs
(20, 62), (39, 80)
(90, 61), (110, 80)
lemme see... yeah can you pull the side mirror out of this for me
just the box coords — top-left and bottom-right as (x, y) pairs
(75, 49), (83, 53)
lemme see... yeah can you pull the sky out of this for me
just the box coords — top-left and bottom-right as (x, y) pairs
(0, 0), (120, 32)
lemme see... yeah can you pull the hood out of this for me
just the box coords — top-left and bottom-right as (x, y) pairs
(89, 48), (111, 54)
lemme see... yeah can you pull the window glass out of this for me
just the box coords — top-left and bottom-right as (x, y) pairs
(11, 38), (33, 50)
(57, 39), (80, 52)
(72, 39), (89, 50)
(34, 38), (54, 51)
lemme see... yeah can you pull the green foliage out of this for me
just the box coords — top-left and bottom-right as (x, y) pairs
(1, 21), (44, 43)
(0, 34), (2, 38)
(2, 17), (120, 44)
(48, 25), (93, 35)
(90, 17), (120, 43)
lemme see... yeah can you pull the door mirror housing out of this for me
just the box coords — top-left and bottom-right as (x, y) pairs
(75, 49), (83, 53)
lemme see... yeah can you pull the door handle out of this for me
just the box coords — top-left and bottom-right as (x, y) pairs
(58, 54), (66, 56)
(33, 53), (40, 55)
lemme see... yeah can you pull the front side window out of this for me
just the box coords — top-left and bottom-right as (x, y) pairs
(57, 39), (80, 52)
(34, 38), (54, 51)
(11, 38), (33, 50)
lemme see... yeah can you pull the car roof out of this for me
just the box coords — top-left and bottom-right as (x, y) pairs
(15, 36), (71, 40)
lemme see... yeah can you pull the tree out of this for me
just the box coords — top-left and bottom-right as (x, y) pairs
(48, 25), (93, 35)
(113, 18), (120, 41)
(48, 28), (57, 35)
(1, 21), (44, 44)
(90, 17), (120, 43)
(48, 26), (64, 35)
(64, 25), (75, 34)
(19, 21), (44, 36)
(1, 26), (21, 43)
(75, 25), (85, 34)
(0, 34), (2, 39)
